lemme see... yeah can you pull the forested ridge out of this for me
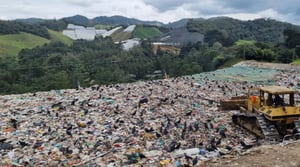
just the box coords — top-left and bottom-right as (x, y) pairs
(0, 20), (50, 39)
(187, 17), (300, 45)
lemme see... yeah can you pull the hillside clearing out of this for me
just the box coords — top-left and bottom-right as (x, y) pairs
(133, 26), (161, 39)
(95, 24), (111, 30)
(0, 32), (50, 57)
(110, 28), (132, 42)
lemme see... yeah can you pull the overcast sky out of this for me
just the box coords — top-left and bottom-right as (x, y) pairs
(1, 0), (300, 25)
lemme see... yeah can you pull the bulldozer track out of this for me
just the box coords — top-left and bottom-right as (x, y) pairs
(232, 113), (280, 143)
(294, 119), (300, 133)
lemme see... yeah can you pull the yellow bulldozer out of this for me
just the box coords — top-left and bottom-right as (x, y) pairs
(221, 86), (300, 142)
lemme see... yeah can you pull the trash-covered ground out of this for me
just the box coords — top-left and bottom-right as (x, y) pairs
(0, 61), (299, 166)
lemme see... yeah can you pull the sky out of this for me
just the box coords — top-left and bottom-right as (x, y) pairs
(0, 0), (300, 25)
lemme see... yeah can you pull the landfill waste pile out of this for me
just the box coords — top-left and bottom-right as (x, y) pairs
(0, 61), (299, 166)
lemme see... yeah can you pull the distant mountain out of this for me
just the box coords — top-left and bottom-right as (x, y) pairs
(164, 19), (190, 29)
(61, 15), (163, 27)
(93, 15), (163, 26)
(62, 15), (90, 26)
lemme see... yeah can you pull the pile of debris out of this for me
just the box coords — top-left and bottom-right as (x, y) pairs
(0, 62), (299, 166)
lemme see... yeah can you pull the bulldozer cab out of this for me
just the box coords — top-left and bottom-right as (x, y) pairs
(255, 86), (300, 122)
(259, 86), (295, 107)
(248, 86), (296, 112)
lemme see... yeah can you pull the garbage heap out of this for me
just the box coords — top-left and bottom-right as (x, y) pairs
(0, 66), (299, 166)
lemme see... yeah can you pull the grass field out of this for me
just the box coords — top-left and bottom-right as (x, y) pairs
(110, 28), (132, 42)
(0, 32), (50, 57)
(48, 30), (73, 46)
(292, 59), (300, 65)
(133, 26), (161, 39)
(95, 24), (111, 30)
(235, 40), (256, 46)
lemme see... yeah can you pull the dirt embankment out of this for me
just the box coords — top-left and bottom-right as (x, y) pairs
(207, 140), (300, 167)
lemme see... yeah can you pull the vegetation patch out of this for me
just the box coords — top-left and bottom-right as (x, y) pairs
(0, 32), (50, 57)
(48, 29), (73, 46)
(235, 40), (256, 46)
(95, 24), (111, 30)
(110, 28), (132, 42)
(292, 59), (300, 65)
(133, 26), (161, 39)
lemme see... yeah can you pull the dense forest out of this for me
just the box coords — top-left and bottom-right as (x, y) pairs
(187, 17), (300, 44)
(0, 17), (299, 94)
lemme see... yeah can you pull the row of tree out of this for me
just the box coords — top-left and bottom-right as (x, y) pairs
(0, 20), (50, 38)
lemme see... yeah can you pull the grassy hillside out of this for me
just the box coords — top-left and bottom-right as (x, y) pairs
(48, 29), (73, 46)
(110, 28), (132, 42)
(0, 32), (50, 57)
(95, 24), (111, 30)
(133, 26), (161, 39)
(292, 59), (300, 65)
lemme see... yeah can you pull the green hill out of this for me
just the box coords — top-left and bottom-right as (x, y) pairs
(0, 32), (50, 57)
(133, 26), (161, 39)
(48, 29), (73, 46)
(187, 17), (300, 44)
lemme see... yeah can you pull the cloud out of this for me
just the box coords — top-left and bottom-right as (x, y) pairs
(143, 0), (194, 12)
(142, 0), (300, 24)
(216, 9), (284, 21)
(63, 0), (97, 7)
(0, 0), (299, 24)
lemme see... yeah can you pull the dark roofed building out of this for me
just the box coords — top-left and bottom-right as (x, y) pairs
(155, 27), (204, 45)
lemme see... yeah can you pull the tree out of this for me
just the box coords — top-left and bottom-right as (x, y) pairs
(276, 48), (294, 63)
(212, 55), (225, 68)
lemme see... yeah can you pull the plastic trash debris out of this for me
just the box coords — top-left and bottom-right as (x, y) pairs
(172, 148), (199, 158)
